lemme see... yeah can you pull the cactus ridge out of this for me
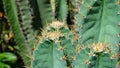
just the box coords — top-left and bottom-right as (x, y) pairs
(3, 0), (36, 67)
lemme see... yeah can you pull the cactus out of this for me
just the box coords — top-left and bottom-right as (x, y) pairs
(3, 0), (36, 67)
(2, 0), (120, 68)
(32, 0), (120, 68)
(55, 0), (68, 22)
(32, 21), (75, 68)
(36, 0), (54, 26)
(72, 0), (120, 68)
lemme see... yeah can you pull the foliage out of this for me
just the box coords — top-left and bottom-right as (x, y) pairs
(0, 52), (17, 68)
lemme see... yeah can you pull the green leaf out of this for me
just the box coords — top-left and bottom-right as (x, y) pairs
(0, 62), (11, 68)
(0, 52), (17, 63)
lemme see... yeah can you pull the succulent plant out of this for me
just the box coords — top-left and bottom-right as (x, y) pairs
(3, 0), (36, 67)
(2, 0), (120, 68)
(72, 0), (120, 68)
(32, 21), (75, 68)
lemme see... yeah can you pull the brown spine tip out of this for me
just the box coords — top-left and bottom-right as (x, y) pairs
(82, 15), (86, 19)
(58, 46), (64, 51)
(117, 52), (120, 58)
(85, 60), (91, 65)
(117, 43), (120, 47)
(118, 33), (120, 37)
(86, 5), (92, 10)
(110, 54), (117, 59)
(117, 11), (120, 15)
(60, 56), (67, 61)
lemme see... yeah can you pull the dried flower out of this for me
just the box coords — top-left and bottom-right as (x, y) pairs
(50, 21), (64, 29)
(47, 31), (62, 40)
(42, 31), (63, 40)
(92, 43), (106, 53)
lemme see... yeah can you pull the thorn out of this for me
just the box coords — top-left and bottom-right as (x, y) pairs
(58, 46), (64, 51)
(79, 25), (82, 29)
(118, 33), (120, 37)
(60, 56), (67, 61)
(82, 15), (86, 19)
(73, 9), (80, 14)
(117, 11), (120, 15)
(88, 51), (96, 56)
(104, 47), (110, 54)
(85, 60), (91, 65)
(117, 52), (120, 58)
(86, 5), (92, 10)
(71, 56), (76, 60)
(110, 54), (117, 59)
(117, 43), (120, 47)
(73, 19), (77, 24)
(32, 47), (36, 51)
